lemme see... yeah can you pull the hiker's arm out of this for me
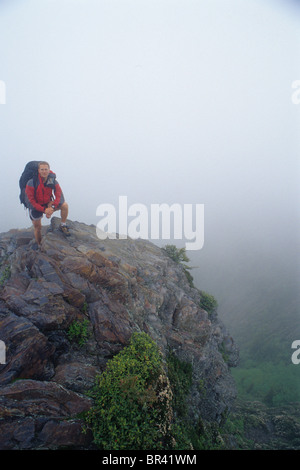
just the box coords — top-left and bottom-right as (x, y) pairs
(25, 183), (46, 213)
(45, 207), (54, 218)
(51, 181), (63, 208)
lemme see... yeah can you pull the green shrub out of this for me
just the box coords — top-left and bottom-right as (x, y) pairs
(67, 318), (90, 347)
(199, 291), (218, 314)
(163, 245), (190, 264)
(85, 332), (173, 450)
(163, 245), (195, 288)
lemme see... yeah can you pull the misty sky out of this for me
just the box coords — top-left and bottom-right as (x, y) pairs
(0, 0), (299, 287)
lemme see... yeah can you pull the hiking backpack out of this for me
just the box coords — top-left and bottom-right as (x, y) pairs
(19, 161), (40, 208)
(19, 161), (57, 208)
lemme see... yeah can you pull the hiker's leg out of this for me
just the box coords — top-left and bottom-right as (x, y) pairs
(32, 219), (42, 245)
(60, 202), (69, 224)
(29, 209), (43, 244)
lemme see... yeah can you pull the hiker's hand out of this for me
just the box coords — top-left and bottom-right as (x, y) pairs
(45, 207), (54, 218)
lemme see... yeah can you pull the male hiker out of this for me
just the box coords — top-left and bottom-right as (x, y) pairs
(25, 161), (70, 244)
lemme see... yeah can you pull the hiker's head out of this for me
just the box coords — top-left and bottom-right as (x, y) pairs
(38, 161), (50, 180)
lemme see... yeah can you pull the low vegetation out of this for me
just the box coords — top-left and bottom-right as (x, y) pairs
(162, 245), (195, 288)
(84, 332), (174, 450)
(0, 265), (11, 287)
(84, 332), (231, 450)
(199, 290), (218, 314)
(67, 318), (90, 348)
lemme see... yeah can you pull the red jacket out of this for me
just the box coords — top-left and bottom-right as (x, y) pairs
(25, 172), (63, 213)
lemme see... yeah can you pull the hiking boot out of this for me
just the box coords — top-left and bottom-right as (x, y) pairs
(60, 224), (71, 237)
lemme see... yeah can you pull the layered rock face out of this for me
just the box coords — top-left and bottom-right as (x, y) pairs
(0, 217), (238, 449)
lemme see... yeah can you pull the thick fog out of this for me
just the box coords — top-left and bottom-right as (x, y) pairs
(0, 1), (299, 338)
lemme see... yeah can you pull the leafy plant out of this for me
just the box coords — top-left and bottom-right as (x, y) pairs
(67, 318), (90, 347)
(84, 332), (174, 450)
(199, 291), (218, 314)
(163, 245), (189, 264)
(163, 245), (195, 288)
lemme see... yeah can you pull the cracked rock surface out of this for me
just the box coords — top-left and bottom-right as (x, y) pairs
(0, 217), (238, 449)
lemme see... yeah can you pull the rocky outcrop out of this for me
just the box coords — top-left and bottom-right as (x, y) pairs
(227, 400), (300, 450)
(0, 217), (238, 449)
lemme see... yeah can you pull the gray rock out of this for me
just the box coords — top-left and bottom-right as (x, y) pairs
(0, 217), (239, 449)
